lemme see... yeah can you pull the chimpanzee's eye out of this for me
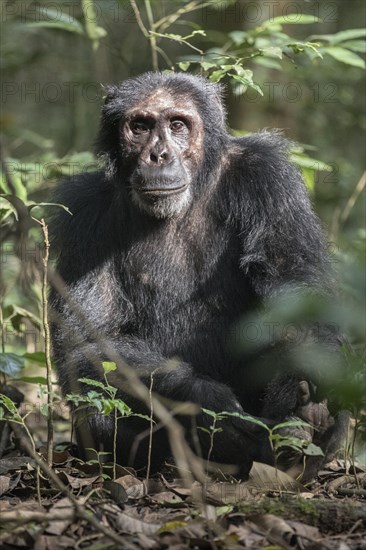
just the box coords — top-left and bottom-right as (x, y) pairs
(131, 120), (149, 134)
(170, 119), (186, 132)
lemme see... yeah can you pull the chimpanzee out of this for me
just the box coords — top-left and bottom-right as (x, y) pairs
(49, 72), (347, 478)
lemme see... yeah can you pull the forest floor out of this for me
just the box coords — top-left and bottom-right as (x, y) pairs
(0, 408), (365, 549)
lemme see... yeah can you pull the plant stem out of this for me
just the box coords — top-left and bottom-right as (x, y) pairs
(113, 408), (117, 479)
(144, 0), (159, 70)
(145, 371), (154, 482)
(40, 219), (53, 467)
(0, 306), (5, 354)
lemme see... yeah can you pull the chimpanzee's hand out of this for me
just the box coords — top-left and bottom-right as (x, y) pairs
(196, 380), (269, 478)
(295, 380), (335, 437)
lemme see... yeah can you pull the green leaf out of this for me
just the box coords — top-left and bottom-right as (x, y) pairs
(102, 399), (115, 415)
(311, 29), (366, 44)
(26, 11), (85, 35)
(4, 305), (42, 331)
(79, 377), (107, 391)
(229, 31), (247, 45)
(200, 62), (216, 71)
(301, 167), (315, 192)
(223, 411), (270, 431)
(0, 394), (18, 415)
(291, 153), (332, 172)
(23, 352), (47, 366)
(114, 400), (132, 416)
(40, 403), (49, 417)
(28, 202), (73, 216)
(341, 40), (366, 53)
(287, 42), (322, 57)
(178, 62), (191, 71)
(260, 46), (283, 59)
(272, 420), (310, 431)
(0, 353), (25, 377)
(134, 412), (152, 422)
(253, 57), (281, 70)
(323, 46), (365, 69)
(102, 361), (117, 373)
(3, 173), (27, 201)
(262, 14), (320, 28)
(209, 69), (227, 83)
(202, 408), (218, 418)
(229, 73), (263, 96)
(303, 443), (324, 456)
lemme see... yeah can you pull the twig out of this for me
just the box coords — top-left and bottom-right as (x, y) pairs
(144, 0), (159, 70)
(0, 509), (75, 527)
(16, 421), (43, 503)
(340, 171), (366, 224)
(33, 218), (53, 468)
(129, 0), (149, 37)
(129, 0), (159, 70)
(154, 1), (211, 33)
(8, 422), (136, 549)
(0, 306), (5, 354)
(145, 370), (155, 482)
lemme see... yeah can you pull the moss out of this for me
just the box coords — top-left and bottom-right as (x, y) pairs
(238, 496), (320, 524)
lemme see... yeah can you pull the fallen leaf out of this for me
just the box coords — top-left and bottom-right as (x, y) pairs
(288, 520), (320, 543)
(114, 474), (146, 499)
(39, 448), (72, 465)
(149, 491), (183, 506)
(0, 457), (35, 474)
(0, 472), (20, 496)
(249, 513), (294, 549)
(0, 475), (10, 496)
(114, 510), (160, 534)
(57, 471), (101, 490)
(45, 497), (74, 535)
(248, 462), (305, 493)
(104, 479), (128, 505)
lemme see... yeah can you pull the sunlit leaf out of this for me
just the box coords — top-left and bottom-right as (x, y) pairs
(322, 46), (365, 68)
(102, 361), (117, 373)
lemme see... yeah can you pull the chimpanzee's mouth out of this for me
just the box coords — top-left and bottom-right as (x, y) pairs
(139, 184), (188, 196)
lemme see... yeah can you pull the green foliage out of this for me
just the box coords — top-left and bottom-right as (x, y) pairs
(201, 409), (324, 468)
(167, 13), (364, 90)
(66, 369), (151, 423)
(310, 28), (366, 68)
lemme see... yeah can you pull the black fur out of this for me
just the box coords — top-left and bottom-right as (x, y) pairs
(49, 72), (345, 477)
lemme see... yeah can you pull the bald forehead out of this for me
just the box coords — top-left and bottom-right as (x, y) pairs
(125, 88), (201, 119)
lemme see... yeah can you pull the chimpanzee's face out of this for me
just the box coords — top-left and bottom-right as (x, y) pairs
(121, 89), (204, 218)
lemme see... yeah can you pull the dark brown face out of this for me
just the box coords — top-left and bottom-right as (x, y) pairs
(121, 90), (204, 218)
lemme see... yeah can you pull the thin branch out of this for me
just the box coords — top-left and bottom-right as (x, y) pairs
(145, 370), (155, 482)
(33, 218), (53, 468)
(155, 45), (173, 68)
(150, 31), (203, 55)
(8, 422), (137, 549)
(129, 0), (149, 37)
(340, 171), (366, 224)
(0, 306), (5, 354)
(154, 1), (211, 33)
(144, 0), (159, 70)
